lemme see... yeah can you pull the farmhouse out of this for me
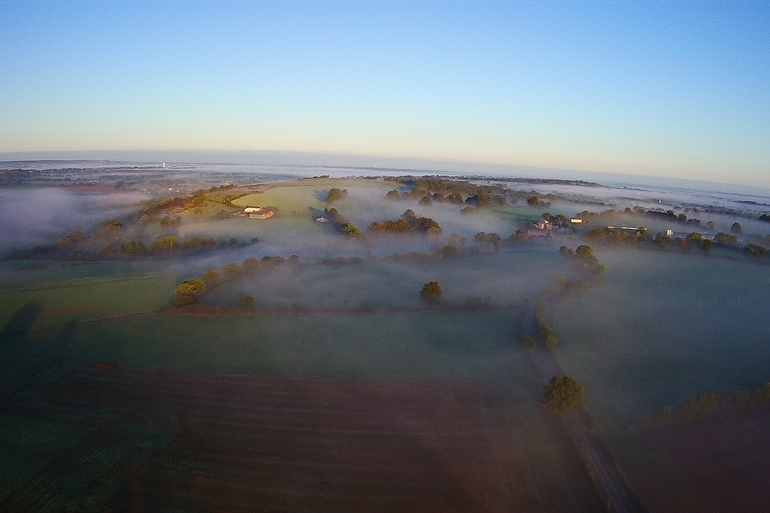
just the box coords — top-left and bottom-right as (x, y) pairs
(534, 219), (552, 230)
(243, 206), (274, 219)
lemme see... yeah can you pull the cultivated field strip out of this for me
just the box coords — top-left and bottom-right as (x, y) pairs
(6, 362), (604, 512)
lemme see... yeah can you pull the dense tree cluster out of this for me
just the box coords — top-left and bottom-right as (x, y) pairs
(382, 176), (521, 207)
(533, 300), (558, 348)
(323, 208), (361, 236)
(473, 232), (502, 251)
(745, 244), (769, 258)
(169, 253), (298, 309)
(559, 244), (606, 279)
(158, 215), (182, 229)
(636, 382), (770, 430)
(399, 210), (441, 234)
(91, 219), (123, 240)
(367, 219), (414, 234)
(581, 224), (770, 258)
(577, 206), (714, 229)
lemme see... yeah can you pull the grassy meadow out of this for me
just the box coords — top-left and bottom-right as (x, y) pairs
(3, 310), (526, 378)
(546, 248), (770, 431)
(0, 265), (175, 332)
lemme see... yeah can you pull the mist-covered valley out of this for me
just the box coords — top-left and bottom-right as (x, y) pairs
(2, 162), (770, 512)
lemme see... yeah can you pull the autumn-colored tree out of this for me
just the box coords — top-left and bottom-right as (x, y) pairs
(173, 277), (206, 305)
(149, 235), (178, 253)
(420, 281), (442, 305)
(203, 269), (221, 286)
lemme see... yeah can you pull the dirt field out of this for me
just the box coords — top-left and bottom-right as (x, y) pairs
(613, 406), (770, 512)
(1, 363), (604, 512)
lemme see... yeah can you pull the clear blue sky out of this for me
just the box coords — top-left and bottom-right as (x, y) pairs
(1, 1), (768, 187)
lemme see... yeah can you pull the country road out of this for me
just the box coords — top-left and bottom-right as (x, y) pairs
(522, 310), (637, 513)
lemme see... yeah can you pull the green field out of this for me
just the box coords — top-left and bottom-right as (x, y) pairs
(2, 310), (525, 378)
(546, 248), (770, 431)
(231, 179), (392, 214)
(0, 270), (176, 332)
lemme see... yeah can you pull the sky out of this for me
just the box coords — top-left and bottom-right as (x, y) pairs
(0, 1), (768, 188)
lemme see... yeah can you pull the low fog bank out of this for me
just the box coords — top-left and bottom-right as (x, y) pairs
(198, 250), (570, 312)
(0, 188), (147, 252)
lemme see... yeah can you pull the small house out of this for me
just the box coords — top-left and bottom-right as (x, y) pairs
(243, 206), (274, 219)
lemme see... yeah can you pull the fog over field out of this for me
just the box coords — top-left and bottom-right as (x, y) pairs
(0, 188), (147, 251)
(550, 248), (770, 429)
(1, 163), (770, 512)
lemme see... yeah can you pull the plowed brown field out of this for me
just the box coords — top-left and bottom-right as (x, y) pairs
(5, 363), (603, 512)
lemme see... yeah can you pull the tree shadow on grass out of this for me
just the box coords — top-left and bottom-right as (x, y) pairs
(313, 189), (330, 202)
(0, 303), (43, 339)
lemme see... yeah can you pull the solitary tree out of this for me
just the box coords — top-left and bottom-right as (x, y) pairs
(420, 281), (442, 305)
(522, 336), (536, 350)
(731, 222), (743, 235)
(238, 296), (255, 310)
(543, 376), (584, 415)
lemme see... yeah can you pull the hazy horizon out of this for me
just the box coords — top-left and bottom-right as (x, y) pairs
(3, 150), (770, 198)
(2, 2), (768, 188)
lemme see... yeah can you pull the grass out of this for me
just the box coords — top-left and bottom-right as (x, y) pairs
(5, 309), (528, 379)
(207, 250), (572, 311)
(546, 247), (770, 431)
(0, 272), (176, 332)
